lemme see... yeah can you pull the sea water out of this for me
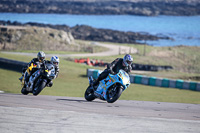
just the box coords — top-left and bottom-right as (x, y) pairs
(0, 13), (199, 46)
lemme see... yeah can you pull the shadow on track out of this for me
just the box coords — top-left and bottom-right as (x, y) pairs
(56, 98), (105, 103)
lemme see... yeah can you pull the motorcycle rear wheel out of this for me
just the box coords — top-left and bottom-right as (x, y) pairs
(84, 86), (95, 101)
(107, 86), (123, 103)
(21, 88), (29, 95)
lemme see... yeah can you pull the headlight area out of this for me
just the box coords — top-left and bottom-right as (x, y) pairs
(48, 70), (55, 79)
(122, 78), (130, 86)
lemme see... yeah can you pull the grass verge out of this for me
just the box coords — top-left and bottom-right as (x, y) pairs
(0, 52), (200, 104)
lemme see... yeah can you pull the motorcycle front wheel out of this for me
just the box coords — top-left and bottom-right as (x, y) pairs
(32, 80), (46, 96)
(106, 86), (123, 103)
(84, 86), (96, 101)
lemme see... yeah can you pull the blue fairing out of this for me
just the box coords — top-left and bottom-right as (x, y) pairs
(95, 69), (130, 100)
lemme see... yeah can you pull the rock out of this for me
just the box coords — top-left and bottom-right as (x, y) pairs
(0, 25), (74, 50)
(0, 0), (200, 16)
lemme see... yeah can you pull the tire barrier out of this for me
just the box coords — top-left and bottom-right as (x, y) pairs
(0, 57), (27, 72)
(132, 63), (173, 71)
(76, 58), (173, 72)
(87, 69), (200, 91)
(87, 69), (102, 80)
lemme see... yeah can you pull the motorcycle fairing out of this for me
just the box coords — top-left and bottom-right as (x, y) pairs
(95, 70), (130, 100)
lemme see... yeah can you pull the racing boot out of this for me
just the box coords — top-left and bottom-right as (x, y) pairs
(93, 82), (99, 91)
(47, 81), (53, 87)
(87, 84), (94, 93)
(87, 80), (99, 94)
(93, 77), (101, 91)
(19, 73), (24, 82)
(19, 76), (23, 82)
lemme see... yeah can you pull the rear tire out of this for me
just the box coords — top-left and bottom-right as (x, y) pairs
(21, 88), (29, 95)
(32, 81), (46, 96)
(107, 86), (123, 103)
(84, 86), (95, 101)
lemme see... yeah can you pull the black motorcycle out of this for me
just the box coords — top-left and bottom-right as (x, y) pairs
(21, 62), (56, 96)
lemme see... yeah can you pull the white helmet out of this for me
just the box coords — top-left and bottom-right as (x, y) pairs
(51, 56), (59, 67)
(123, 54), (133, 67)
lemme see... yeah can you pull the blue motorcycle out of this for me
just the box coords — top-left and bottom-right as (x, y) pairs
(85, 69), (130, 103)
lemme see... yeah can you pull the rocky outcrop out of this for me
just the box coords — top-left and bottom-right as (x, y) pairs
(0, 25), (75, 50)
(70, 25), (171, 44)
(0, 0), (200, 16)
(0, 21), (172, 44)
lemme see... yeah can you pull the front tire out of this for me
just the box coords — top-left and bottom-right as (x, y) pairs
(84, 86), (95, 101)
(32, 81), (46, 96)
(107, 86), (123, 103)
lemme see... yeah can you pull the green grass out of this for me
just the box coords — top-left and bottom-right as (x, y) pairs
(121, 84), (200, 104)
(0, 53), (91, 97)
(0, 69), (20, 94)
(2, 39), (108, 54)
(0, 52), (200, 104)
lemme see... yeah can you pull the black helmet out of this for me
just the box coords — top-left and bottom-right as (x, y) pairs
(37, 51), (45, 62)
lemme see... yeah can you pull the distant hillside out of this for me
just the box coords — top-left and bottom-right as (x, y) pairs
(0, 0), (200, 16)
(0, 26), (74, 51)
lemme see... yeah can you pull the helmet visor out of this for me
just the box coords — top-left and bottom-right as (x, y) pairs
(126, 60), (132, 65)
(39, 57), (45, 61)
(53, 62), (58, 65)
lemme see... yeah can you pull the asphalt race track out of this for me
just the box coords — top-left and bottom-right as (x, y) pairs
(0, 93), (200, 133)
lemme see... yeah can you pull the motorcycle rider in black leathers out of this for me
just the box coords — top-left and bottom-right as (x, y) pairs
(19, 51), (46, 83)
(92, 54), (133, 90)
(28, 55), (60, 90)
(19, 51), (46, 91)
